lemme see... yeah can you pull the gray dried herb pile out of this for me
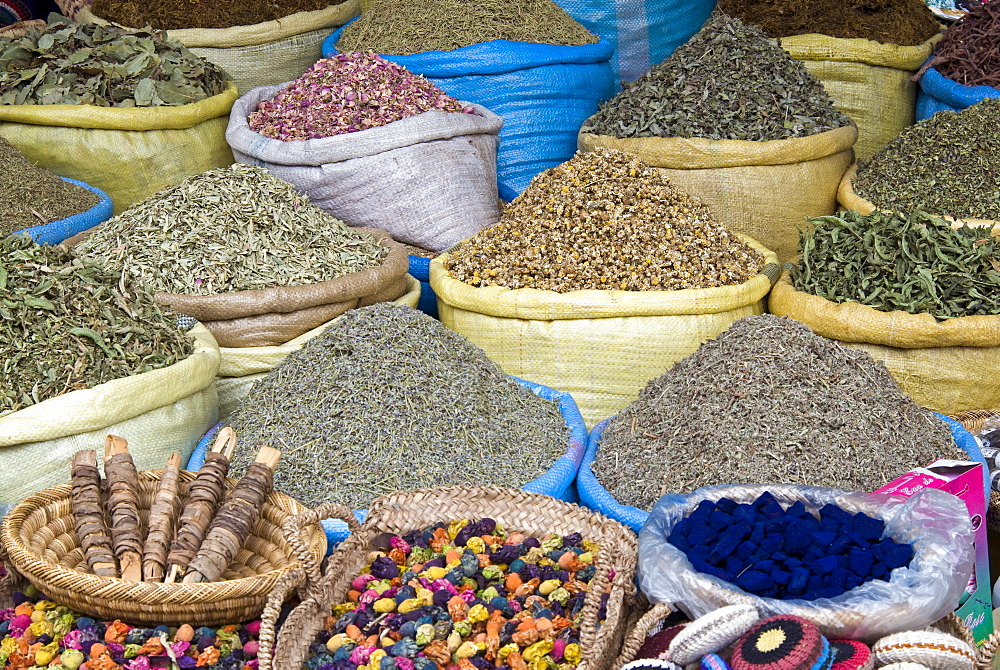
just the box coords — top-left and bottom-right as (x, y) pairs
(854, 98), (1000, 221)
(0, 16), (229, 107)
(1, 235), (193, 416)
(446, 149), (765, 292)
(595, 314), (963, 511)
(582, 13), (851, 141)
(74, 164), (388, 296)
(226, 302), (569, 509)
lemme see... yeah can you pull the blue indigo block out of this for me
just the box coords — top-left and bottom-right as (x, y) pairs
(765, 518), (785, 535)
(787, 501), (807, 518)
(708, 528), (747, 564)
(716, 498), (738, 514)
(754, 560), (775, 574)
(760, 536), (783, 555)
(668, 530), (691, 552)
(772, 569), (791, 585)
(688, 523), (717, 547)
(848, 549), (874, 576)
(734, 504), (757, 523)
(782, 528), (810, 556)
(820, 503), (853, 525)
(807, 575), (824, 592)
(725, 556), (746, 574)
(850, 513), (885, 541)
(788, 567), (809, 594)
(814, 555), (840, 575)
(750, 522), (767, 543)
(814, 586), (845, 599)
(735, 570), (774, 594)
(812, 531), (837, 549)
(690, 500), (715, 523)
(830, 568), (850, 591)
(709, 509), (732, 530)
(882, 543), (914, 570)
(845, 574), (864, 590)
(702, 565), (734, 582)
(737, 541), (756, 560)
(760, 499), (785, 519)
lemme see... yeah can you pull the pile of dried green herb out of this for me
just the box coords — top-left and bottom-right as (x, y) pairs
(854, 98), (1000, 220)
(595, 314), (963, 511)
(792, 209), (1000, 319)
(582, 13), (851, 141)
(0, 137), (99, 237)
(226, 302), (569, 509)
(336, 0), (597, 55)
(0, 16), (229, 107)
(74, 164), (388, 296)
(446, 149), (765, 292)
(90, 0), (344, 31)
(0, 235), (193, 416)
(719, 0), (940, 45)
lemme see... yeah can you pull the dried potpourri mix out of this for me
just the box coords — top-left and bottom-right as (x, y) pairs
(73, 164), (388, 296)
(595, 315), (963, 511)
(304, 519), (604, 670)
(90, 0), (345, 31)
(248, 52), (478, 141)
(0, 16), (229, 107)
(928, 0), (1000, 87)
(445, 149), (765, 293)
(853, 98), (1000, 220)
(582, 13), (851, 141)
(0, 235), (193, 416)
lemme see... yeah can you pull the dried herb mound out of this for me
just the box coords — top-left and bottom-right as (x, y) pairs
(74, 164), (388, 296)
(0, 137), (99, 236)
(336, 0), (597, 55)
(854, 98), (1000, 220)
(595, 314), (962, 511)
(226, 302), (569, 509)
(90, 0), (343, 31)
(929, 0), (1000, 87)
(446, 149), (765, 292)
(0, 235), (193, 416)
(582, 13), (851, 142)
(719, 0), (939, 45)
(0, 16), (229, 107)
(249, 52), (477, 141)
(792, 209), (1000, 319)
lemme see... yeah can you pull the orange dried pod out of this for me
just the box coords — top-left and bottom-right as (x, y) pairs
(506, 533), (525, 545)
(105, 621), (129, 644)
(476, 554), (491, 568)
(196, 646), (221, 667)
(535, 618), (553, 634)
(513, 578), (540, 597)
(552, 616), (574, 630)
(137, 637), (166, 656)
(89, 643), (108, 660)
(422, 640), (451, 667)
(345, 625), (363, 641)
(388, 548), (407, 564)
(512, 629), (539, 646)
(445, 550), (462, 565)
(505, 573), (522, 591)
(89, 653), (121, 670)
(457, 660), (476, 670)
(508, 651), (529, 670)
(447, 595), (468, 621)
(13, 604), (33, 617)
(347, 590), (362, 603)
(430, 528), (449, 552)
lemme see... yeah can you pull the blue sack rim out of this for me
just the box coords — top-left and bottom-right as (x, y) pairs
(919, 65), (1000, 110)
(14, 177), (114, 246)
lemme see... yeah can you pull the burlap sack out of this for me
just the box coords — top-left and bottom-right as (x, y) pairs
(780, 33), (942, 161)
(431, 236), (779, 428)
(578, 125), (857, 263)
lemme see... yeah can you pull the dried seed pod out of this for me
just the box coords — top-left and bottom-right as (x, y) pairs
(141, 452), (182, 582)
(70, 450), (118, 577)
(164, 428), (236, 584)
(103, 435), (144, 581)
(183, 446), (280, 584)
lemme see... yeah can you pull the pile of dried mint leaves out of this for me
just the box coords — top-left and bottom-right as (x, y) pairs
(226, 302), (569, 509)
(595, 314), (964, 511)
(446, 149), (765, 292)
(0, 16), (229, 107)
(853, 98), (1000, 220)
(74, 164), (388, 296)
(0, 137), (99, 237)
(90, 0), (343, 31)
(582, 13), (851, 141)
(0, 235), (193, 416)
(336, 0), (597, 55)
(792, 209), (1000, 319)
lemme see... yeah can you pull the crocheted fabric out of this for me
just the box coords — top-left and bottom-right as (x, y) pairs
(668, 605), (761, 665)
(621, 660), (683, 670)
(829, 640), (874, 670)
(872, 630), (976, 670)
(877, 664), (931, 670)
(730, 615), (824, 670)
(637, 625), (688, 660)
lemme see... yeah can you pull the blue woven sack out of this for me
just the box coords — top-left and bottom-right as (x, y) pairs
(323, 21), (615, 201)
(187, 376), (588, 551)
(13, 177), (113, 245)
(577, 413), (989, 533)
(408, 255), (438, 319)
(916, 65), (1000, 120)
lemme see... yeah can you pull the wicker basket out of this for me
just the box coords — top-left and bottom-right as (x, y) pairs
(0, 19), (45, 38)
(0, 469), (326, 626)
(258, 486), (640, 670)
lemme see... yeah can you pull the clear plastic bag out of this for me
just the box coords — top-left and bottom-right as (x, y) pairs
(637, 484), (974, 642)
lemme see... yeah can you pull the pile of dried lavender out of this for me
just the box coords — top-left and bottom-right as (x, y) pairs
(595, 314), (964, 511)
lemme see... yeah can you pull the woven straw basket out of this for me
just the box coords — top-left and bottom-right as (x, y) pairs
(0, 469), (327, 626)
(257, 486), (640, 670)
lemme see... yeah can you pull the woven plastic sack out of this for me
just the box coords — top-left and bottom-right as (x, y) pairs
(780, 33), (941, 160)
(638, 484), (974, 642)
(0, 83), (237, 214)
(78, 1), (360, 94)
(578, 125), (857, 263)
(228, 86), (503, 253)
(13, 177), (113, 245)
(408, 255), (439, 319)
(187, 376), (588, 550)
(917, 65), (1000, 120)
(0, 324), (220, 507)
(323, 22), (616, 201)
(430, 237), (779, 428)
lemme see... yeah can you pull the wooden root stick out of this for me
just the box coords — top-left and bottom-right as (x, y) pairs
(164, 427), (236, 584)
(70, 450), (118, 577)
(183, 446), (280, 584)
(141, 453), (182, 583)
(103, 436), (145, 581)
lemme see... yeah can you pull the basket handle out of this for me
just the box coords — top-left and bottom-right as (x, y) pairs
(257, 567), (306, 670)
(612, 602), (676, 668)
(283, 503), (362, 587)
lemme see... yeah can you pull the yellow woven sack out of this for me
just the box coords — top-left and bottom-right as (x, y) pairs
(0, 324), (221, 506)
(214, 276), (421, 419)
(431, 238), (779, 428)
(780, 33), (942, 161)
(0, 83), (238, 214)
(578, 125), (857, 263)
(78, 1), (361, 94)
